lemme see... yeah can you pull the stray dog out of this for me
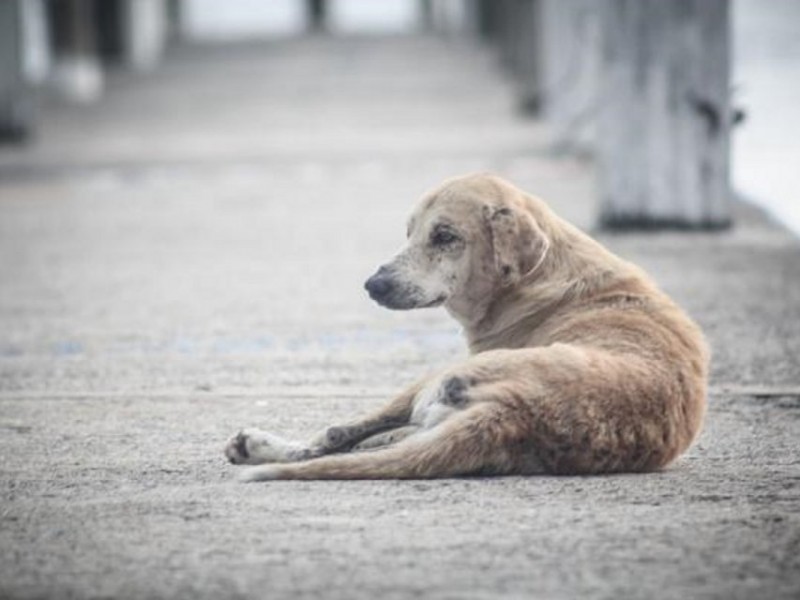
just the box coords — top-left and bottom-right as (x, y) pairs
(225, 174), (708, 481)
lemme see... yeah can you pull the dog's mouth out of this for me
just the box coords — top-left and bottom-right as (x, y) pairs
(364, 268), (447, 310)
(420, 295), (447, 308)
(370, 292), (445, 311)
(365, 279), (446, 310)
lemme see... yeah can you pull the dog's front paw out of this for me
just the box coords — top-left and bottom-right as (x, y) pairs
(224, 428), (301, 465)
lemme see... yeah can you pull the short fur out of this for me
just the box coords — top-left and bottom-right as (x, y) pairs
(225, 174), (708, 481)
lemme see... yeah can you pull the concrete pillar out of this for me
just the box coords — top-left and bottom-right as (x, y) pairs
(0, 1), (28, 141)
(123, 0), (168, 71)
(0, 0), (49, 142)
(422, 0), (476, 35)
(477, 0), (542, 113)
(50, 0), (104, 103)
(496, 0), (518, 69)
(20, 0), (51, 86)
(597, 0), (732, 228)
(509, 0), (542, 113)
(539, 0), (602, 153)
(476, 0), (501, 39)
(307, 0), (327, 32)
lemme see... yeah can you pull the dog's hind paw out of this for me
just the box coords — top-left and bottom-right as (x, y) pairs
(224, 428), (304, 465)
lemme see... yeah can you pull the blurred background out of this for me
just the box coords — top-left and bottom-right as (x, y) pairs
(2, 3), (800, 598)
(2, 0), (798, 230)
(0, 0), (798, 391)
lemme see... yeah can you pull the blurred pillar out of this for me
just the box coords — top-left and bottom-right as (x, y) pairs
(419, 0), (433, 31)
(422, 0), (478, 36)
(0, 1), (32, 142)
(510, 0), (542, 114)
(307, 0), (327, 32)
(95, 0), (168, 71)
(165, 0), (181, 40)
(478, 1), (542, 114)
(597, 0), (731, 229)
(123, 0), (168, 71)
(21, 0), (52, 87)
(540, 0), (601, 153)
(476, 0), (501, 39)
(496, 0), (517, 69)
(50, 0), (104, 103)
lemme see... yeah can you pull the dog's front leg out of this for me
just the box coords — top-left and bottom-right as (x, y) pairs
(225, 378), (428, 466)
(307, 378), (427, 453)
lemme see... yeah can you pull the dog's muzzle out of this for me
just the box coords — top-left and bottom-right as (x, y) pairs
(365, 264), (443, 310)
(364, 266), (396, 305)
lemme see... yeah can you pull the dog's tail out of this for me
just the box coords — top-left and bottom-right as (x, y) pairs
(239, 404), (523, 481)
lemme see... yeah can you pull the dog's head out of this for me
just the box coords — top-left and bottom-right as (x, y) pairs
(364, 174), (550, 319)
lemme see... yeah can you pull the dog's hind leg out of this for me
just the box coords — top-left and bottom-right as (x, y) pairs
(239, 402), (531, 481)
(352, 425), (421, 451)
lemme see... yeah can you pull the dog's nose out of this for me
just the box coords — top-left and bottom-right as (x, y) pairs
(364, 269), (394, 300)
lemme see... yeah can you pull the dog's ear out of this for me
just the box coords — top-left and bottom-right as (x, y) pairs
(484, 204), (549, 286)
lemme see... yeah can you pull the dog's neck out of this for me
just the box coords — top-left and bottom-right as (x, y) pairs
(454, 278), (573, 353)
(454, 217), (642, 353)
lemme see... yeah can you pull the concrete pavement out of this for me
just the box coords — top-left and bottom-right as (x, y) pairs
(1, 35), (799, 599)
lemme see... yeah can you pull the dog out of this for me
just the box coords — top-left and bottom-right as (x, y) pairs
(225, 174), (708, 481)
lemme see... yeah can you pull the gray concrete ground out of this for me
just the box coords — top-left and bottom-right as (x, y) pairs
(1, 36), (799, 600)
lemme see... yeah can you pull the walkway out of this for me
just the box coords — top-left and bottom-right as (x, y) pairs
(1, 35), (798, 599)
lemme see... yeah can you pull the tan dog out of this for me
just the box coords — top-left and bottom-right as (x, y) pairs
(225, 174), (708, 481)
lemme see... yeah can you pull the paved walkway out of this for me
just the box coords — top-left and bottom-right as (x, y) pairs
(1, 35), (798, 600)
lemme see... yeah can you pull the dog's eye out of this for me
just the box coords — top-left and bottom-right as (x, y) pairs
(431, 229), (459, 247)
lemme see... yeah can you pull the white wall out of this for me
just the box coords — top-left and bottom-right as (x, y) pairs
(181, 0), (307, 40)
(733, 0), (800, 235)
(327, 0), (421, 34)
(181, 0), (427, 40)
